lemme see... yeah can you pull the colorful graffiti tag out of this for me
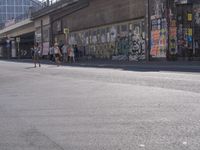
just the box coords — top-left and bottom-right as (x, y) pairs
(150, 0), (168, 58)
(150, 18), (168, 57)
(67, 20), (145, 61)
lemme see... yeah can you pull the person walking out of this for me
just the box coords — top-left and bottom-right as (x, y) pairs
(54, 43), (62, 66)
(32, 43), (41, 68)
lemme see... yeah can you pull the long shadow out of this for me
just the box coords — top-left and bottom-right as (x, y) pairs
(69, 63), (200, 73)
(1, 59), (200, 73)
(24, 67), (36, 69)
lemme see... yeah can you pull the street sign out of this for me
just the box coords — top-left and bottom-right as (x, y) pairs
(16, 37), (20, 43)
(6, 38), (10, 48)
(64, 28), (69, 34)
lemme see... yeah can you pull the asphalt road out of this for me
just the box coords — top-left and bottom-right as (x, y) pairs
(0, 60), (200, 150)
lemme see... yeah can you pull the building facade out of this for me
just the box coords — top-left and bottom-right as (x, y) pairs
(0, 0), (42, 27)
(150, 0), (200, 60)
(1, 0), (200, 61)
(51, 0), (146, 61)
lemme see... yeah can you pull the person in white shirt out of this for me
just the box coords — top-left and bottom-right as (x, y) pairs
(54, 43), (62, 66)
(68, 45), (75, 63)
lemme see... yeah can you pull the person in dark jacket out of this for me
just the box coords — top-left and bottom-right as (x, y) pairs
(74, 44), (79, 61)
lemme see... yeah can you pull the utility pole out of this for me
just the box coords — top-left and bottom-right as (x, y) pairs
(145, 0), (151, 61)
(167, 0), (170, 60)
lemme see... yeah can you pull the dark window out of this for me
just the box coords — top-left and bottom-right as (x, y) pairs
(7, 0), (13, 5)
(16, 0), (22, 5)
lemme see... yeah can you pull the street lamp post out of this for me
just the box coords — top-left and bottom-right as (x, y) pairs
(166, 0), (170, 60)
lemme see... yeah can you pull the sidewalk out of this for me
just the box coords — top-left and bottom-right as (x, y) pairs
(1, 58), (200, 73)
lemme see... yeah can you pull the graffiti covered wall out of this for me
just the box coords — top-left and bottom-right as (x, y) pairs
(194, 4), (200, 56)
(68, 19), (146, 61)
(150, 0), (168, 57)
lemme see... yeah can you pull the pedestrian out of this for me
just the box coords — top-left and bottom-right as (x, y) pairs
(61, 44), (67, 63)
(74, 44), (79, 61)
(68, 45), (75, 63)
(49, 44), (54, 62)
(54, 43), (62, 66)
(32, 43), (41, 68)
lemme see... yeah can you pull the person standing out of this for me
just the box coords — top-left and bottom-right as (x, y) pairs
(54, 43), (62, 66)
(61, 44), (67, 63)
(69, 45), (75, 63)
(49, 45), (54, 62)
(74, 44), (79, 61)
(33, 43), (41, 68)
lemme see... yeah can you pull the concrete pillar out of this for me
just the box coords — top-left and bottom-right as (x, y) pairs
(11, 41), (16, 58)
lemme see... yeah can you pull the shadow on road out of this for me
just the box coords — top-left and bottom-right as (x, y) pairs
(1, 59), (200, 73)
(24, 67), (37, 69)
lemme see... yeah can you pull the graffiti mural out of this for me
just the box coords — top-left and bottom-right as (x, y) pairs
(150, 0), (168, 57)
(67, 19), (145, 61)
(129, 29), (145, 61)
(151, 18), (168, 57)
(113, 22), (145, 61)
(151, 0), (166, 18)
(169, 26), (177, 55)
(193, 4), (200, 57)
(194, 9), (200, 25)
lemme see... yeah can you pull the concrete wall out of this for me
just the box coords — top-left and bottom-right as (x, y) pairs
(34, 16), (50, 28)
(62, 0), (145, 31)
(0, 19), (34, 37)
(51, 0), (146, 61)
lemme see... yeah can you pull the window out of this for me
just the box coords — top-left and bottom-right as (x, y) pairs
(16, 6), (23, 13)
(24, 7), (29, 13)
(0, 1), (5, 5)
(7, 0), (13, 5)
(16, 0), (22, 5)
(7, 6), (14, 13)
(0, 6), (3, 13)
(0, 6), (6, 13)
(24, 0), (30, 5)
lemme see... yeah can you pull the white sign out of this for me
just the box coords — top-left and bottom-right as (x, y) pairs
(16, 37), (20, 43)
(175, 0), (188, 4)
